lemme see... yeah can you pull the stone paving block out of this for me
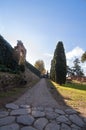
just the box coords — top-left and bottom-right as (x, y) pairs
(36, 107), (44, 111)
(0, 111), (9, 118)
(56, 115), (71, 125)
(19, 105), (30, 109)
(21, 126), (37, 130)
(61, 123), (71, 130)
(17, 115), (35, 125)
(69, 114), (85, 127)
(10, 108), (31, 115)
(71, 124), (81, 130)
(45, 111), (59, 120)
(32, 110), (45, 117)
(32, 107), (38, 111)
(34, 117), (48, 130)
(55, 109), (65, 115)
(0, 116), (15, 126)
(65, 109), (77, 114)
(5, 103), (19, 110)
(83, 117), (86, 123)
(0, 123), (19, 130)
(45, 122), (60, 130)
(44, 108), (53, 112)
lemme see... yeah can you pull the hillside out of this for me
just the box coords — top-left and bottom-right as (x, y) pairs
(0, 35), (40, 93)
(0, 35), (40, 77)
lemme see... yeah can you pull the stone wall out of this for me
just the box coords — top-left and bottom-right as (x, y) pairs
(0, 72), (21, 92)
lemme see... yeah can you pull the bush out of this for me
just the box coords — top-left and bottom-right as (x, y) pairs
(19, 65), (25, 72)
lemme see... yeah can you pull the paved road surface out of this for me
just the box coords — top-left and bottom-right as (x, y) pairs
(0, 79), (86, 130)
(14, 78), (60, 108)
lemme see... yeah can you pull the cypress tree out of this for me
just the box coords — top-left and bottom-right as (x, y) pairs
(50, 41), (67, 85)
(50, 59), (55, 81)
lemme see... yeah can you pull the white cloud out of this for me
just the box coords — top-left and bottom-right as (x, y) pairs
(43, 53), (53, 58)
(43, 47), (85, 73)
(66, 46), (86, 75)
(66, 46), (84, 60)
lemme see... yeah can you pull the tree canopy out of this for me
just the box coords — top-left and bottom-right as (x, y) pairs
(34, 60), (46, 74)
(50, 41), (67, 85)
(72, 58), (84, 76)
(81, 52), (86, 63)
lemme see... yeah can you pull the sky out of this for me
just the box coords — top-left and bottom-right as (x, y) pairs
(0, 0), (86, 74)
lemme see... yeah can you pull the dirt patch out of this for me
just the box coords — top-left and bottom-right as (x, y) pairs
(0, 79), (39, 109)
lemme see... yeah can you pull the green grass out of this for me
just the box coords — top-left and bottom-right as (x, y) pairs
(51, 81), (86, 110)
(63, 82), (86, 91)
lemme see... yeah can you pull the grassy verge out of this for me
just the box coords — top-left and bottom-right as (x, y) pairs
(0, 79), (40, 108)
(47, 79), (86, 114)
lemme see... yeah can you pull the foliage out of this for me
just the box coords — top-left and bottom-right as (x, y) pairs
(72, 58), (84, 76)
(34, 60), (46, 74)
(0, 64), (19, 74)
(81, 51), (86, 63)
(25, 61), (41, 77)
(0, 35), (27, 73)
(67, 66), (74, 77)
(50, 59), (55, 81)
(19, 65), (25, 72)
(50, 41), (67, 85)
(0, 35), (19, 71)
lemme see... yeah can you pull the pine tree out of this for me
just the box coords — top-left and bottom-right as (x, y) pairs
(72, 58), (84, 76)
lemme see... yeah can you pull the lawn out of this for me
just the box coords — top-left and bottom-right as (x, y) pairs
(50, 80), (86, 115)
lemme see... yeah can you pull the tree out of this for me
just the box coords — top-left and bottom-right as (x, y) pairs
(50, 59), (55, 81)
(34, 60), (46, 74)
(72, 58), (84, 76)
(81, 52), (86, 63)
(50, 41), (67, 85)
(67, 66), (74, 77)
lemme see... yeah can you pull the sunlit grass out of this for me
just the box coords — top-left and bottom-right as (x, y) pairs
(51, 81), (86, 109)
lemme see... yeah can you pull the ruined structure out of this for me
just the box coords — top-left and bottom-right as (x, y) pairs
(0, 35), (40, 77)
(13, 40), (26, 65)
(0, 35), (26, 71)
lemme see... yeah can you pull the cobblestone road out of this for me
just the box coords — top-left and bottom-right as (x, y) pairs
(0, 79), (86, 130)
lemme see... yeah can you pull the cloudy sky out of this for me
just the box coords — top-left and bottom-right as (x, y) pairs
(0, 0), (86, 74)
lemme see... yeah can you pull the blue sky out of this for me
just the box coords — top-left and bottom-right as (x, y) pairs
(0, 0), (86, 73)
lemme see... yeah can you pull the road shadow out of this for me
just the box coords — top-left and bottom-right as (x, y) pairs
(47, 80), (72, 110)
(46, 79), (86, 130)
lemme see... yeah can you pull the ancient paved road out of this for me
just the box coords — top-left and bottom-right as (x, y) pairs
(0, 79), (86, 130)
(14, 78), (60, 108)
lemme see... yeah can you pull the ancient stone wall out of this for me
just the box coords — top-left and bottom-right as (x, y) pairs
(0, 72), (21, 92)
(13, 40), (26, 65)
